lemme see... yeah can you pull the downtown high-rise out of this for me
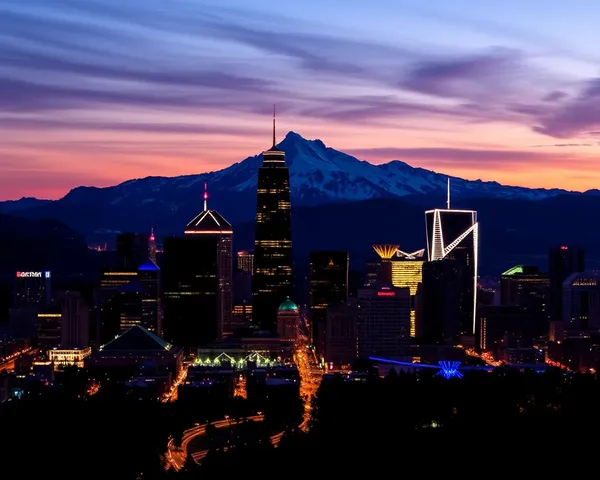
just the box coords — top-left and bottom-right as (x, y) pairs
(252, 114), (293, 332)
(425, 183), (479, 336)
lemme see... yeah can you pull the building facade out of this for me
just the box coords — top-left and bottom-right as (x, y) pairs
(356, 285), (410, 359)
(184, 184), (233, 339)
(163, 236), (220, 348)
(390, 249), (425, 338)
(252, 120), (293, 332)
(425, 207), (478, 335)
(277, 298), (299, 342)
(309, 251), (349, 357)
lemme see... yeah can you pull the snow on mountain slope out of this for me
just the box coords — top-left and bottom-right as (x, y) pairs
(2, 131), (573, 213)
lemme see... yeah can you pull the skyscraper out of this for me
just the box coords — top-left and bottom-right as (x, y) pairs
(138, 259), (162, 335)
(252, 110), (293, 332)
(14, 271), (52, 308)
(549, 246), (584, 323)
(309, 251), (349, 356)
(116, 233), (149, 271)
(60, 290), (90, 348)
(148, 227), (157, 265)
(390, 248), (425, 338)
(357, 285), (411, 358)
(163, 236), (219, 348)
(184, 183), (233, 338)
(425, 181), (478, 335)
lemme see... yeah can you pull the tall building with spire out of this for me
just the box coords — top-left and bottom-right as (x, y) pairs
(424, 178), (478, 337)
(148, 227), (157, 265)
(252, 108), (293, 332)
(185, 183), (233, 338)
(162, 183), (232, 348)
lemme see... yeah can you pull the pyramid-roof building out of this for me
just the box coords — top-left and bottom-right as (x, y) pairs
(100, 325), (171, 352)
(185, 209), (232, 234)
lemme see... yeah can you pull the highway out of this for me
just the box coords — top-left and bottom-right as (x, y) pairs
(166, 415), (266, 470)
(294, 338), (323, 431)
(165, 338), (322, 470)
(0, 347), (34, 372)
(162, 365), (188, 403)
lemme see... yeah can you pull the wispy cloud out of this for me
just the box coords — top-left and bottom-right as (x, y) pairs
(533, 78), (600, 138)
(346, 146), (576, 167)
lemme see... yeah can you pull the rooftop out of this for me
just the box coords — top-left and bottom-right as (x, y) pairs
(100, 325), (172, 352)
(138, 258), (159, 271)
(502, 265), (540, 276)
(279, 297), (298, 311)
(185, 209), (232, 234)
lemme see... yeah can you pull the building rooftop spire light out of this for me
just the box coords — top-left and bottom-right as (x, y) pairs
(203, 181), (208, 212)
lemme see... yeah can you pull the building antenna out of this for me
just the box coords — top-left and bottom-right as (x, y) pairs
(203, 181), (208, 211)
(272, 104), (276, 147)
(447, 177), (451, 209)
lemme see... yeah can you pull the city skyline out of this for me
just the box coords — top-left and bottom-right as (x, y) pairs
(3, 0), (600, 200)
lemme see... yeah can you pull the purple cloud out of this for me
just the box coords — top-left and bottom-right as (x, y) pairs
(0, 117), (265, 136)
(400, 48), (524, 100)
(533, 78), (600, 138)
(346, 147), (574, 167)
(543, 91), (568, 102)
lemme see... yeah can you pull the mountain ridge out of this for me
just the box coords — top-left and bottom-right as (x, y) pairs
(0, 131), (585, 244)
(2, 131), (577, 211)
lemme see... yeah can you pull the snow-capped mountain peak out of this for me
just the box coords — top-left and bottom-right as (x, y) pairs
(1, 132), (573, 218)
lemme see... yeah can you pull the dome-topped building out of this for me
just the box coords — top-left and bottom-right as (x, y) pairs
(277, 296), (299, 342)
(279, 298), (298, 311)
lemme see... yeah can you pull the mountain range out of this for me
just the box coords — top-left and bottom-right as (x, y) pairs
(2, 132), (598, 275)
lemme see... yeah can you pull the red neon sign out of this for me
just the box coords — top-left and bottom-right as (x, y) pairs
(377, 291), (396, 297)
(560, 246), (568, 250)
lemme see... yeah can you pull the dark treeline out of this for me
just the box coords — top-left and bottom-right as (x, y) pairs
(181, 368), (600, 478)
(3, 367), (600, 478)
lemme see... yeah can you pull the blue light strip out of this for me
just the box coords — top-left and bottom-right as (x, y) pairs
(369, 357), (557, 373)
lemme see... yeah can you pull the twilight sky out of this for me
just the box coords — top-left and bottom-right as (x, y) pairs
(2, 0), (600, 200)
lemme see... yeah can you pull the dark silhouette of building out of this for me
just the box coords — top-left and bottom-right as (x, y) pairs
(325, 299), (358, 367)
(549, 246), (584, 323)
(138, 259), (162, 335)
(309, 251), (349, 357)
(14, 270), (52, 308)
(163, 236), (219, 349)
(477, 305), (535, 354)
(357, 285), (410, 358)
(116, 233), (149, 271)
(184, 183), (233, 338)
(500, 265), (549, 310)
(421, 259), (462, 344)
(252, 114), (293, 332)
(86, 325), (183, 380)
(500, 265), (549, 338)
(60, 290), (89, 348)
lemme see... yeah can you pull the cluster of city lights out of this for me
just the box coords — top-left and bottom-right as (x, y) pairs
(193, 352), (278, 368)
(464, 348), (504, 367)
(545, 358), (569, 370)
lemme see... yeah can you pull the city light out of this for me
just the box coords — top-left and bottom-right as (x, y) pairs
(437, 361), (463, 379)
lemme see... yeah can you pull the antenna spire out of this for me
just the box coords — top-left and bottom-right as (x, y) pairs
(446, 177), (451, 209)
(272, 104), (276, 147)
(203, 181), (208, 211)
